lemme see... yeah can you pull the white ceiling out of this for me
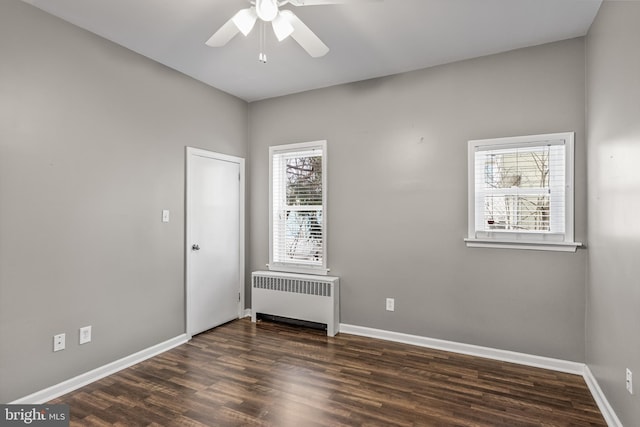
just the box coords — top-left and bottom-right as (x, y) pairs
(21, 0), (602, 102)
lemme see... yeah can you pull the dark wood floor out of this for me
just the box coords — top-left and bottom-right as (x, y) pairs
(50, 318), (606, 426)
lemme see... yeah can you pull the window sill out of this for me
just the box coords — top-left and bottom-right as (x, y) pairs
(464, 238), (583, 252)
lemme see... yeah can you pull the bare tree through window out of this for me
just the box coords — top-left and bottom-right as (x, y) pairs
(484, 146), (551, 231)
(284, 155), (323, 262)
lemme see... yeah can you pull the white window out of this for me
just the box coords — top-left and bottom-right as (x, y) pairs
(465, 132), (581, 252)
(269, 140), (328, 274)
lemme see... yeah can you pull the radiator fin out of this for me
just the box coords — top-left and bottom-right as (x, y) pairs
(253, 275), (332, 297)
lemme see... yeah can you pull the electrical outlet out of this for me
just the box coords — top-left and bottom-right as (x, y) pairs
(626, 368), (633, 394)
(386, 298), (395, 312)
(53, 333), (65, 352)
(79, 326), (92, 345)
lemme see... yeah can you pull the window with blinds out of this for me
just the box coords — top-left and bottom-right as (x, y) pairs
(269, 140), (327, 274)
(466, 132), (580, 251)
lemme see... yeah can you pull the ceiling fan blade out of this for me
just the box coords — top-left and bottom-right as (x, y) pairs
(280, 10), (329, 57)
(205, 8), (257, 47)
(205, 17), (240, 47)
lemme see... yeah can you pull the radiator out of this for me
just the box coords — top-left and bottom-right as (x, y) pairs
(251, 271), (340, 336)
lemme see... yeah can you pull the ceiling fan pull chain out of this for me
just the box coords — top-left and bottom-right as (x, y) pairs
(259, 20), (267, 63)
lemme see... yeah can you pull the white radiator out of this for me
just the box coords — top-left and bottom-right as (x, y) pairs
(251, 271), (340, 336)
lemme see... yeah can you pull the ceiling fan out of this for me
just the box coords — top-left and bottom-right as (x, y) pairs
(205, 0), (369, 60)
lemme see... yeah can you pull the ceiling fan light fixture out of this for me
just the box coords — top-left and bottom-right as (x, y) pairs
(272, 13), (294, 41)
(256, 0), (279, 22)
(206, 1), (331, 59)
(231, 8), (258, 36)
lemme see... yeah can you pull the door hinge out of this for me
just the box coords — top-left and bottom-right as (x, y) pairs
(238, 292), (241, 302)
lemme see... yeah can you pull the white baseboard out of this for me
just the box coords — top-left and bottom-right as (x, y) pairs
(583, 366), (624, 427)
(10, 334), (189, 404)
(339, 323), (584, 374)
(242, 308), (252, 318)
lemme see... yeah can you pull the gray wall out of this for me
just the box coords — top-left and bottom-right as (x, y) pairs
(586, 2), (640, 425)
(0, 0), (247, 402)
(3, 0), (612, 408)
(249, 38), (587, 362)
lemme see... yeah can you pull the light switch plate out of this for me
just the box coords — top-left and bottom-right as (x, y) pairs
(162, 210), (170, 223)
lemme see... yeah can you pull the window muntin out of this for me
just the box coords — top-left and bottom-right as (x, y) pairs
(270, 141), (327, 274)
(467, 133), (579, 251)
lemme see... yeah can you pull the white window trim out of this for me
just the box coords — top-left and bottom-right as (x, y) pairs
(268, 140), (329, 275)
(465, 132), (582, 252)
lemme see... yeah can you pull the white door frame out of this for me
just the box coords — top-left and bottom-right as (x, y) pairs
(185, 147), (245, 338)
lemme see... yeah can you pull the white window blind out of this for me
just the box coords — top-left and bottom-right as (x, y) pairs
(269, 141), (327, 274)
(475, 143), (565, 234)
(466, 133), (580, 251)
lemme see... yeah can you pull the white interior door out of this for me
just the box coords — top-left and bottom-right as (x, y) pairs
(187, 148), (244, 336)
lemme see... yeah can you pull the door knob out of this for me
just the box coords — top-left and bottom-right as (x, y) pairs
(192, 244), (200, 251)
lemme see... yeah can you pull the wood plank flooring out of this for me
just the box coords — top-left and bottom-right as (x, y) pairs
(50, 319), (606, 426)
